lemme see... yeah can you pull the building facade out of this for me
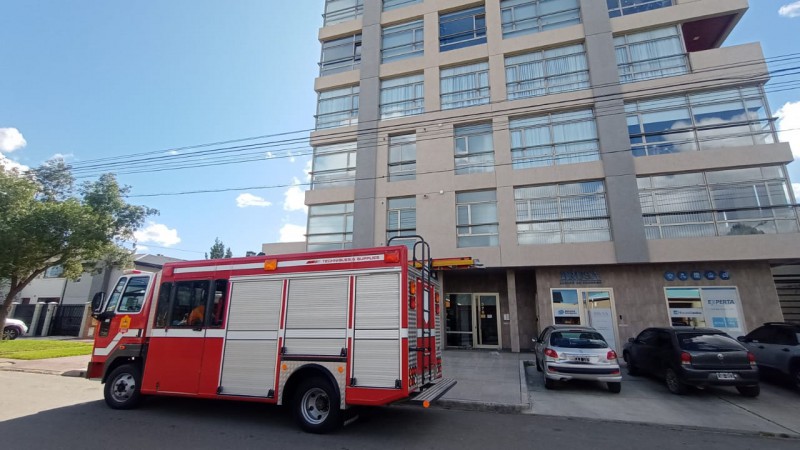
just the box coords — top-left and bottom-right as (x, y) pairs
(301, 0), (799, 352)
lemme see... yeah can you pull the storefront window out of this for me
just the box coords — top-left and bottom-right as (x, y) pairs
(551, 289), (581, 324)
(665, 287), (744, 337)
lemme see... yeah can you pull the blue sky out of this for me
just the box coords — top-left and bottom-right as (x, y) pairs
(1, 1), (799, 259)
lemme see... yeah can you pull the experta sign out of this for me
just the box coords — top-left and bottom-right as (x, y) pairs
(701, 287), (743, 337)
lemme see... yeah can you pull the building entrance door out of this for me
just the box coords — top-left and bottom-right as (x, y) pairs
(446, 293), (501, 349)
(551, 288), (620, 352)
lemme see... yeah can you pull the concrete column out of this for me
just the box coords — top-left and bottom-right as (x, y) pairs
(30, 303), (44, 337)
(579, 0), (650, 264)
(506, 269), (520, 353)
(41, 303), (57, 337)
(79, 302), (93, 338)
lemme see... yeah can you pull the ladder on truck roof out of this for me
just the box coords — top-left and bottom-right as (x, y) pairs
(389, 235), (434, 383)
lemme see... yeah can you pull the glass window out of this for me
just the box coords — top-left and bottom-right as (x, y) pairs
(549, 331), (608, 348)
(104, 277), (127, 313)
(510, 109), (599, 168)
(505, 44), (589, 100)
(316, 85), (359, 130)
(154, 282), (173, 329)
(456, 190), (499, 248)
(311, 141), (357, 189)
(387, 196), (417, 248)
(382, 20), (424, 63)
(677, 333), (743, 351)
(324, 0), (364, 25)
(501, 0), (581, 39)
(384, 0), (421, 11)
(210, 280), (228, 328)
(171, 280), (210, 328)
(441, 61), (490, 110)
(608, 0), (673, 18)
(455, 123), (494, 175)
(380, 74), (424, 119)
(626, 86), (776, 157)
(388, 134), (416, 181)
(44, 265), (64, 278)
(439, 6), (487, 52)
(551, 289), (581, 325)
(615, 26), (688, 83)
(515, 181), (610, 244)
(307, 202), (354, 251)
(117, 276), (150, 313)
(320, 34), (362, 76)
(639, 166), (799, 239)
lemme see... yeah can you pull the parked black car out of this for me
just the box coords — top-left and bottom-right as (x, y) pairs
(738, 322), (800, 388)
(623, 327), (759, 396)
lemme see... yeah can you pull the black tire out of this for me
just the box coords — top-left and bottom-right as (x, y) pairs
(535, 357), (542, 372)
(607, 382), (622, 394)
(736, 385), (760, 397)
(293, 377), (342, 434)
(104, 364), (143, 410)
(624, 352), (639, 376)
(665, 368), (687, 395)
(3, 327), (20, 340)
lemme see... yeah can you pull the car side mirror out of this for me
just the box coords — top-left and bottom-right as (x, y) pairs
(737, 336), (748, 343)
(91, 292), (105, 316)
(628, 337), (635, 343)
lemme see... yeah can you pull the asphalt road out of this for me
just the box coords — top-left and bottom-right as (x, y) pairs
(1, 371), (797, 450)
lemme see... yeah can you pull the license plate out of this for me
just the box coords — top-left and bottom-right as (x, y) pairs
(570, 356), (590, 363)
(716, 372), (735, 380)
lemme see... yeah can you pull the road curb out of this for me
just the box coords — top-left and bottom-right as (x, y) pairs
(433, 399), (528, 414)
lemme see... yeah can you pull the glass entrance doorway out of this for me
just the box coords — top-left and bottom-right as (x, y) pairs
(445, 293), (501, 349)
(551, 288), (619, 352)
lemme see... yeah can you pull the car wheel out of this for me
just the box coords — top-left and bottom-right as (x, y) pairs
(624, 352), (639, 376)
(665, 368), (687, 395)
(3, 327), (19, 340)
(535, 357), (542, 372)
(104, 364), (143, 410)
(607, 382), (621, 394)
(542, 366), (556, 390)
(293, 377), (342, 434)
(736, 385), (760, 397)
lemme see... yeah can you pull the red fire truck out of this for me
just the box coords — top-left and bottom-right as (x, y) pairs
(86, 238), (455, 433)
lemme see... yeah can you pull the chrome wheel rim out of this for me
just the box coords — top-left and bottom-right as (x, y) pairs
(111, 373), (136, 403)
(301, 387), (330, 425)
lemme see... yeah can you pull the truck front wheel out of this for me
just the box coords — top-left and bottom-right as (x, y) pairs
(293, 377), (342, 434)
(104, 364), (142, 410)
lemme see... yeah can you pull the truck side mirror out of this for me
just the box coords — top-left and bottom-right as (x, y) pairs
(91, 292), (105, 314)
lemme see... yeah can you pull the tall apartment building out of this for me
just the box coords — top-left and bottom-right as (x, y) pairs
(296, 0), (800, 352)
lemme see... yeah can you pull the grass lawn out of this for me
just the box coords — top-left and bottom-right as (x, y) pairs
(0, 340), (93, 360)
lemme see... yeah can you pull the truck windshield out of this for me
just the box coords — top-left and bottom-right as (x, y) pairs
(117, 277), (150, 313)
(104, 277), (127, 313)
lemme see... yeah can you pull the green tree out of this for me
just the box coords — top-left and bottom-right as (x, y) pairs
(206, 237), (232, 259)
(0, 159), (157, 327)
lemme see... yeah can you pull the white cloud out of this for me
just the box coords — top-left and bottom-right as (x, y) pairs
(0, 128), (27, 152)
(0, 153), (29, 172)
(283, 177), (308, 212)
(136, 245), (150, 253)
(167, 150), (179, 156)
(777, 101), (800, 158)
(236, 193), (271, 208)
(793, 183), (800, 200)
(49, 153), (74, 161)
(279, 224), (306, 242)
(134, 221), (181, 247)
(303, 159), (312, 181)
(265, 151), (274, 159)
(779, 1), (800, 17)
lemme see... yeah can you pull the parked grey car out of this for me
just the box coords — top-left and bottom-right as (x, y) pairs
(3, 318), (28, 340)
(738, 322), (800, 388)
(533, 325), (622, 393)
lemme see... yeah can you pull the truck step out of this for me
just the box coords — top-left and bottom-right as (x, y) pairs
(409, 378), (457, 404)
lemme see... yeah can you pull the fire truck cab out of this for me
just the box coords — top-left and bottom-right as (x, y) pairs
(87, 239), (455, 433)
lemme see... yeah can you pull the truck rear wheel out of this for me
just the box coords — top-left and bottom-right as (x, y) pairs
(293, 377), (341, 434)
(104, 364), (142, 410)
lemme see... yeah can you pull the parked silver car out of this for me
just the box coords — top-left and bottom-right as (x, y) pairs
(534, 325), (622, 393)
(3, 318), (28, 340)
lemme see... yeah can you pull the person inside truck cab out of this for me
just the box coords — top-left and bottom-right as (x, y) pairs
(187, 303), (205, 326)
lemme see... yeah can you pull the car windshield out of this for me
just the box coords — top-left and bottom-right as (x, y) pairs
(677, 333), (743, 352)
(549, 331), (608, 349)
